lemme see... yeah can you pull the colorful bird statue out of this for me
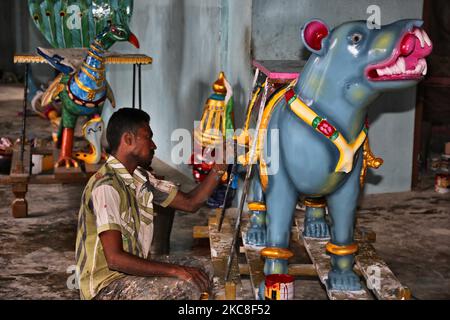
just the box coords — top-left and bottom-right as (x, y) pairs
(39, 23), (140, 168)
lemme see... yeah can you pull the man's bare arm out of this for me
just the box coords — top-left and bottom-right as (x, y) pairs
(99, 230), (209, 292)
(168, 163), (228, 213)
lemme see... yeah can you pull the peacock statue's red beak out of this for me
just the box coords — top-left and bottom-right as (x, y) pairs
(128, 32), (140, 49)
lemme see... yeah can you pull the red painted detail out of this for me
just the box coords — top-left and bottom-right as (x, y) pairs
(265, 274), (295, 287)
(128, 32), (140, 49)
(265, 274), (295, 300)
(400, 33), (416, 56)
(285, 89), (296, 103)
(317, 120), (336, 138)
(304, 21), (329, 51)
(365, 28), (432, 82)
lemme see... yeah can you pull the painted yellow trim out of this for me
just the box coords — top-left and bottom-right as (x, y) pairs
(237, 154), (249, 166)
(104, 55), (152, 65)
(195, 98), (227, 148)
(304, 198), (327, 208)
(244, 85), (263, 131)
(90, 44), (104, 54)
(41, 73), (64, 106)
(194, 129), (223, 147)
(261, 247), (294, 260)
(92, 40), (104, 49)
(74, 145), (98, 164)
(248, 202), (266, 211)
(74, 117), (103, 164)
(235, 130), (251, 147)
(87, 50), (104, 61)
(257, 86), (292, 191)
(205, 106), (215, 134)
(81, 66), (104, 83)
(325, 242), (358, 256)
(214, 110), (222, 134)
(213, 72), (227, 95)
(289, 98), (319, 125)
(360, 138), (384, 187)
(289, 97), (367, 173)
(14, 55), (45, 64)
(83, 62), (105, 72)
(396, 287), (412, 300)
(73, 74), (103, 94)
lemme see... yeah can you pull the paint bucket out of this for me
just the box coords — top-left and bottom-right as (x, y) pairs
(264, 274), (295, 300)
(435, 173), (449, 194)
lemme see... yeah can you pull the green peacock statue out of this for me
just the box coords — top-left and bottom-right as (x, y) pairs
(28, 1), (138, 168)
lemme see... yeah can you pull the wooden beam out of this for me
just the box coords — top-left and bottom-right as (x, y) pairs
(193, 226), (209, 239)
(295, 215), (373, 300)
(11, 183), (28, 218)
(241, 229), (265, 300)
(355, 242), (412, 300)
(208, 210), (246, 300)
(9, 144), (31, 181)
(301, 231), (373, 300)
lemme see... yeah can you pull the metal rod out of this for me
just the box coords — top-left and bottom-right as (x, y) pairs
(225, 76), (270, 282)
(138, 64), (142, 110)
(20, 63), (29, 173)
(218, 68), (261, 232)
(218, 162), (234, 232)
(132, 64), (136, 108)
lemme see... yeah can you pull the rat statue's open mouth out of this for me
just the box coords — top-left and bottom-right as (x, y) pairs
(367, 28), (432, 81)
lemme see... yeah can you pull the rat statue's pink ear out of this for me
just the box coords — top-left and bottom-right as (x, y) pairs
(301, 19), (330, 55)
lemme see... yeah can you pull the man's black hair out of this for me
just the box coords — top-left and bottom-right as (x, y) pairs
(106, 108), (150, 154)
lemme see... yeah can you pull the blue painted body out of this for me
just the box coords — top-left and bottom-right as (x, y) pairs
(69, 41), (107, 103)
(246, 19), (432, 293)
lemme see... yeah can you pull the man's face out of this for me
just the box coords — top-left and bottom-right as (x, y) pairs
(130, 123), (157, 168)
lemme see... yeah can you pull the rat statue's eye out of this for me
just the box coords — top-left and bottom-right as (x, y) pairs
(351, 33), (363, 44)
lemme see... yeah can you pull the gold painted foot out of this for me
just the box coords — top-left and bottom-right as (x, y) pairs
(55, 156), (79, 169)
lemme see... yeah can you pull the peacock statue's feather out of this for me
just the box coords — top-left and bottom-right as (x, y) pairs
(28, 0), (133, 48)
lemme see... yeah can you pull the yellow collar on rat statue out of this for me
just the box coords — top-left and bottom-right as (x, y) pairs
(285, 89), (368, 173)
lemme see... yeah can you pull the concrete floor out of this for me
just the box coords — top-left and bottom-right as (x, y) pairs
(0, 85), (449, 300)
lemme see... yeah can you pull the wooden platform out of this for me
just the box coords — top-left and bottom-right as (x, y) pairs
(0, 142), (98, 184)
(201, 207), (410, 300)
(0, 141), (98, 218)
(206, 209), (253, 300)
(295, 213), (410, 300)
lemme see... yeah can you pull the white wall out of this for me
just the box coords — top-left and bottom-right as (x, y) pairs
(106, 0), (253, 178)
